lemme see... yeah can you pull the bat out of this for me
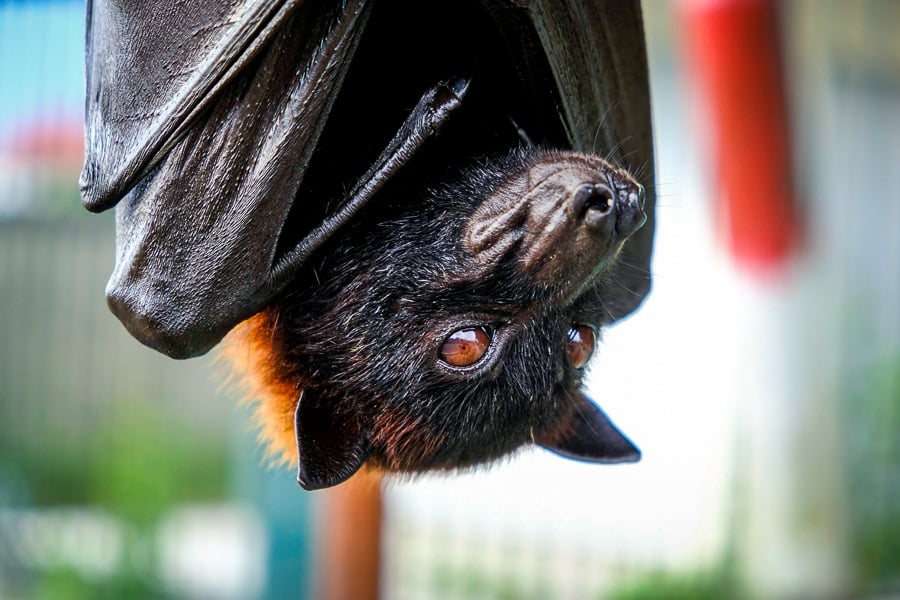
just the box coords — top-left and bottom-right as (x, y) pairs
(81, 0), (656, 489)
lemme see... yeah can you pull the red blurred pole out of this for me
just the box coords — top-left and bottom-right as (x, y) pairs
(678, 0), (801, 275)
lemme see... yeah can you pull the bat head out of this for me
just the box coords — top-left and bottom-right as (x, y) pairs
(230, 148), (646, 490)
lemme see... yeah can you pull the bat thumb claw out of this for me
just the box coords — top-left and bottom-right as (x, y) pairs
(445, 76), (471, 99)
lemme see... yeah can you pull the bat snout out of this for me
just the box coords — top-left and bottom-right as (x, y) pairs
(566, 179), (646, 242)
(462, 150), (646, 290)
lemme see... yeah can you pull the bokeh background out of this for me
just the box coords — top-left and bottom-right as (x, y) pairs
(1, 0), (898, 598)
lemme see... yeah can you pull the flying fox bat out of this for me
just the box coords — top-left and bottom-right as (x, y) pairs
(81, 0), (656, 488)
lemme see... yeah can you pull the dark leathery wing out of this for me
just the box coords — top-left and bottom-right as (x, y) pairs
(80, 0), (655, 358)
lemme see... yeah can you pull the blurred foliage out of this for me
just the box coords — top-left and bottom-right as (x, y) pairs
(1, 399), (227, 523)
(842, 353), (900, 588)
(82, 402), (227, 526)
(0, 399), (230, 599)
(28, 566), (167, 600)
(605, 569), (744, 600)
(423, 563), (744, 600)
(430, 564), (552, 600)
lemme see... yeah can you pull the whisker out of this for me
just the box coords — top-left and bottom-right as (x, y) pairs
(590, 103), (617, 154)
(558, 108), (574, 144)
(489, 390), (503, 456)
(613, 259), (655, 278)
(508, 116), (534, 146)
(600, 303), (619, 323)
(609, 275), (648, 299)
(604, 135), (633, 163)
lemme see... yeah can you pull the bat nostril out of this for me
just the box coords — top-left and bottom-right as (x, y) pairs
(569, 183), (615, 232)
(570, 184), (614, 220)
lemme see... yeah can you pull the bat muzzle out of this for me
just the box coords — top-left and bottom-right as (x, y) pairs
(464, 150), (646, 293)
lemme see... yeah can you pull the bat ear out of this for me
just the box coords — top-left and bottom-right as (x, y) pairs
(537, 392), (640, 463)
(294, 390), (370, 491)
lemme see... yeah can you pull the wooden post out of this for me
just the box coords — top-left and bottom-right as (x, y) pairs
(316, 474), (383, 600)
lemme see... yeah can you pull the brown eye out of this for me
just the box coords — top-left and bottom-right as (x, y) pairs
(568, 325), (596, 369)
(440, 327), (491, 367)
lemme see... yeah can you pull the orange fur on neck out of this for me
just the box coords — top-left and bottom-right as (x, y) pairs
(221, 313), (301, 467)
(222, 312), (385, 482)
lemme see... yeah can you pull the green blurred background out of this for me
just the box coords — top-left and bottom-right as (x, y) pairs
(1, 1), (898, 599)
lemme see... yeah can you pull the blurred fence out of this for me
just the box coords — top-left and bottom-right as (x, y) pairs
(0, 217), (229, 494)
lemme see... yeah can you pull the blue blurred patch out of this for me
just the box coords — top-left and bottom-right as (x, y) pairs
(0, 0), (84, 138)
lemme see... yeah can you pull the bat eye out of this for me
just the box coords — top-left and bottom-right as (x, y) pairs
(568, 325), (596, 369)
(440, 327), (492, 367)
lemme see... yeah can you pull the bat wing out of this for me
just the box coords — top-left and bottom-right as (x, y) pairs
(82, 0), (467, 358)
(82, 0), (370, 358)
(81, 0), (310, 213)
(82, 0), (654, 358)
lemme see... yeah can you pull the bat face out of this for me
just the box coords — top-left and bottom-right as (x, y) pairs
(232, 147), (646, 489)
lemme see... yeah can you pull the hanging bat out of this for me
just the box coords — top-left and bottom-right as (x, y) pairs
(81, 0), (656, 489)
